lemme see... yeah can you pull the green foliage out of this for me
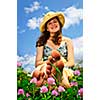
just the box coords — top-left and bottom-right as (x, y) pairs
(17, 63), (83, 100)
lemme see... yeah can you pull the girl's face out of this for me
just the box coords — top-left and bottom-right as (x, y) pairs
(47, 18), (60, 33)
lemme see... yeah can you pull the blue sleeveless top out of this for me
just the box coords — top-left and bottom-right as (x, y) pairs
(43, 42), (68, 61)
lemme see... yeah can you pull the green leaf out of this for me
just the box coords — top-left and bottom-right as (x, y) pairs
(50, 63), (61, 75)
(55, 97), (60, 100)
(46, 95), (51, 100)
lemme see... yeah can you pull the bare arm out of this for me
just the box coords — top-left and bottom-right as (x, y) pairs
(35, 46), (44, 67)
(63, 37), (75, 67)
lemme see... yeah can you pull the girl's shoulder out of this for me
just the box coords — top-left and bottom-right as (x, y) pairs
(62, 36), (72, 43)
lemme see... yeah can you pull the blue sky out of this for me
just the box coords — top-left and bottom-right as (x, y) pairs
(17, 0), (83, 56)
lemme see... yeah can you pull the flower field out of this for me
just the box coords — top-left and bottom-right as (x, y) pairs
(17, 62), (83, 100)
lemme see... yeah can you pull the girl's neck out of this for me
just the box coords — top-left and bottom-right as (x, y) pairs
(48, 31), (62, 45)
(49, 33), (55, 40)
(50, 32), (55, 36)
(49, 36), (53, 41)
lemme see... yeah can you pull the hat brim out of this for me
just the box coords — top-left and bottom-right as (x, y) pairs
(40, 12), (65, 33)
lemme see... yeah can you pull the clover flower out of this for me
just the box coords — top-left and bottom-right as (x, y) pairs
(40, 86), (48, 93)
(47, 77), (56, 85)
(52, 90), (59, 96)
(58, 86), (65, 92)
(26, 93), (30, 97)
(30, 77), (37, 84)
(78, 88), (83, 97)
(17, 62), (22, 67)
(73, 70), (80, 76)
(70, 81), (78, 87)
(18, 89), (24, 95)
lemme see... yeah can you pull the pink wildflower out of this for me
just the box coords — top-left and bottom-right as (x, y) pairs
(52, 90), (59, 96)
(18, 89), (24, 95)
(30, 77), (37, 84)
(40, 86), (48, 93)
(70, 81), (78, 87)
(58, 86), (65, 92)
(78, 88), (83, 97)
(26, 93), (30, 97)
(73, 70), (80, 76)
(47, 77), (56, 85)
(17, 62), (22, 67)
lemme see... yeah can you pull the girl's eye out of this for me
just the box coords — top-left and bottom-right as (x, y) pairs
(53, 20), (57, 23)
(48, 19), (58, 25)
(48, 22), (52, 25)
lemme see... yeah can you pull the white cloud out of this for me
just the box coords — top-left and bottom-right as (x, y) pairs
(24, 1), (40, 13)
(44, 6), (49, 11)
(63, 6), (83, 29)
(27, 18), (37, 30)
(17, 55), (36, 73)
(17, 55), (24, 62)
(17, 26), (26, 34)
(19, 29), (26, 34)
(27, 17), (43, 30)
(72, 36), (83, 65)
(26, 6), (82, 30)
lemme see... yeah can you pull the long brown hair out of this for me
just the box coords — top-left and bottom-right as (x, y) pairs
(36, 17), (63, 47)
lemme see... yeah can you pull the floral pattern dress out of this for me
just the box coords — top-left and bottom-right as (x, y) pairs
(43, 42), (68, 61)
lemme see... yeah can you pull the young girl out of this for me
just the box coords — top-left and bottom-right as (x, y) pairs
(32, 11), (74, 88)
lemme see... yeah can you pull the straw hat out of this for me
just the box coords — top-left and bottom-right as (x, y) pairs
(40, 11), (65, 33)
